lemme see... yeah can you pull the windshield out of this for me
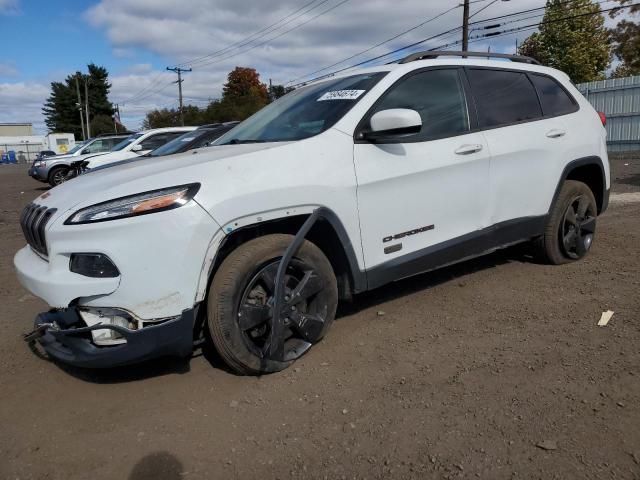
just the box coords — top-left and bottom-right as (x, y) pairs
(66, 143), (85, 155)
(112, 133), (143, 151)
(215, 72), (386, 145)
(148, 131), (201, 157)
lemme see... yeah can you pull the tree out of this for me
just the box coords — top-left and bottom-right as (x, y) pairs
(609, 1), (640, 77)
(519, 0), (611, 83)
(220, 67), (269, 120)
(143, 67), (270, 128)
(269, 84), (295, 102)
(42, 64), (118, 139)
(90, 114), (117, 135)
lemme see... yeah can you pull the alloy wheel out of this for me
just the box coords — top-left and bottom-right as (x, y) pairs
(560, 194), (596, 259)
(236, 259), (327, 362)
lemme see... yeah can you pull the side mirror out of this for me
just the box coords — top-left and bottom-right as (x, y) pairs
(362, 108), (422, 141)
(81, 148), (90, 155)
(131, 144), (143, 152)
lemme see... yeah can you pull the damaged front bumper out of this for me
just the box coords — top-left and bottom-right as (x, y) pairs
(27, 307), (195, 368)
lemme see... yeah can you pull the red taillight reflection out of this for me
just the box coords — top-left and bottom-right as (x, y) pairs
(597, 111), (606, 126)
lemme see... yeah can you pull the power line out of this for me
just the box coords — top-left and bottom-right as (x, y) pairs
(180, 0), (331, 68)
(286, 4), (461, 85)
(192, 0), (352, 69)
(289, 0), (628, 87)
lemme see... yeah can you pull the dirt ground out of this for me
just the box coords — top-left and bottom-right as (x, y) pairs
(0, 157), (639, 480)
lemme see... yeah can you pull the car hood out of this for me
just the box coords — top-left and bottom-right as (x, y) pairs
(33, 142), (293, 222)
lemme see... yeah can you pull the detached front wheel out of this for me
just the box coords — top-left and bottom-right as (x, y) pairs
(207, 234), (338, 375)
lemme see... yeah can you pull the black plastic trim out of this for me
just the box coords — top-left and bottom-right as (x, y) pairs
(548, 156), (607, 215)
(32, 308), (195, 368)
(366, 216), (546, 290)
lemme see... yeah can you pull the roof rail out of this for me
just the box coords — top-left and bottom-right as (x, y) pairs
(95, 131), (135, 137)
(398, 50), (541, 65)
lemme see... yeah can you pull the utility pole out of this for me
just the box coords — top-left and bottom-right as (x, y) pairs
(84, 76), (91, 138)
(166, 66), (192, 126)
(113, 104), (119, 133)
(462, 0), (470, 53)
(75, 75), (86, 141)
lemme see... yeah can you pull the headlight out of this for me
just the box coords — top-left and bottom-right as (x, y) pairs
(64, 183), (200, 225)
(34, 161), (46, 168)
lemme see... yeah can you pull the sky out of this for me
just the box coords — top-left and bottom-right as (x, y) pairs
(0, 0), (630, 134)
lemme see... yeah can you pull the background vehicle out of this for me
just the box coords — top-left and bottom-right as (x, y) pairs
(83, 127), (197, 170)
(146, 122), (240, 157)
(36, 150), (56, 160)
(15, 52), (609, 374)
(67, 123), (240, 178)
(29, 134), (132, 187)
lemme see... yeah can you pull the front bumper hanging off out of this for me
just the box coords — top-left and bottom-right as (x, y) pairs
(25, 308), (195, 368)
(23, 207), (329, 369)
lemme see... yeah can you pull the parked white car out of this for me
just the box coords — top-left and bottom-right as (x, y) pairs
(84, 127), (196, 169)
(15, 52), (609, 374)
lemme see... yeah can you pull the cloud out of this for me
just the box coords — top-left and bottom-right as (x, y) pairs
(0, 0), (19, 15)
(9, 0), (623, 133)
(0, 82), (49, 130)
(0, 63), (18, 77)
(84, 0), (545, 130)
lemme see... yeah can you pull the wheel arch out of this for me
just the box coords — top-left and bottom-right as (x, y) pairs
(200, 208), (366, 303)
(550, 156), (608, 216)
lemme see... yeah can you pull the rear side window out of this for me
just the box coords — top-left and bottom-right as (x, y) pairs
(369, 69), (469, 141)
(529, 74), (577, 117)
(467, 69), (542, 128)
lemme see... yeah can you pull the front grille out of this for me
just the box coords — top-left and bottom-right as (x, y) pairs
(19, 203), (56, 257)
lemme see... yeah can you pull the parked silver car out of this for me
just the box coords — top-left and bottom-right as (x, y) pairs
(28, 134), (132, 187)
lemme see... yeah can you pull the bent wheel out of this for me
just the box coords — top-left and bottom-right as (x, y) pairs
(207, 234), (338, 375)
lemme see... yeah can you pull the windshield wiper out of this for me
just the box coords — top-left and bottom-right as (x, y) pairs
(222, 138), (268, 145)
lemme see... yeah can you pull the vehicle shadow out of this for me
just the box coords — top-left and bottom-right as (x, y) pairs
(32, 346), (192, 384)
(129, 451), (184, 480)
(336, 243), (533, 319)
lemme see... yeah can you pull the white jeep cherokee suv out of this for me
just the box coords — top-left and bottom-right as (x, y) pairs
(15, 52), (609, 374)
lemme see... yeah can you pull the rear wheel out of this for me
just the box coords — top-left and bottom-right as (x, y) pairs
(48, 166), (69, 187)
(207, 234), (338, 375)
(535, 180), (597, 264)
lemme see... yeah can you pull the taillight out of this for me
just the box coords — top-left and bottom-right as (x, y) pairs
(597, 111), (606, 126)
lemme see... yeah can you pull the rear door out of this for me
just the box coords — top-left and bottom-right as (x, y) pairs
(353, 68), (491, 280)
(465, 68), (574, 225)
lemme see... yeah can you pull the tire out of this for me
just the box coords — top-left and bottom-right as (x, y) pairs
(48, 166), (69, 187)
(207, 234), (338, 375)
(535, 180), (598, 265)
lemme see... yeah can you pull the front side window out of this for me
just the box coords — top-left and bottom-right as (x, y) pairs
(215, 72), (387, 145)
(529, 74), (577, 117)
(112, 133), (143, 151)
(467, 69), (542, 128)
(366, 69), (470, 141)
(84, 140), (106, 154)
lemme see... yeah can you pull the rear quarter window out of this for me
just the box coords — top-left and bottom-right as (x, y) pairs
(529, 74), (578, 117)
(467, 69), (542, 129)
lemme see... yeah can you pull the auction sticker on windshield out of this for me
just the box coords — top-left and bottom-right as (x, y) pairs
(317, 89), (365, 101)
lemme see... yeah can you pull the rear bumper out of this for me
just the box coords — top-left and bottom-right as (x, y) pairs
(32, 308), (195, 368)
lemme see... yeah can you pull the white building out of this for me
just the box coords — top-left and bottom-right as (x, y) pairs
(0, 123), (76, 163)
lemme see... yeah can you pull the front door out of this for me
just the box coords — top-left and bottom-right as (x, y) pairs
(353, 68), (491, 286)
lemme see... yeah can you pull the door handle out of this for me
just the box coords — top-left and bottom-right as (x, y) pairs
(546, 129), (566, 138)
(454, 144), (483, 155)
